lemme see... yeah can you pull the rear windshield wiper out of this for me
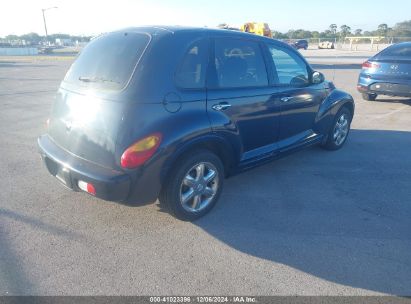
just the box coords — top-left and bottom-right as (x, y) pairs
(78, 76), (119, 84)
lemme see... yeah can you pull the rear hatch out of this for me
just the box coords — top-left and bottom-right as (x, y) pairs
(371, 59), (411, 81)
(48, 31), (150, 169)
(369, 43), (411, 81)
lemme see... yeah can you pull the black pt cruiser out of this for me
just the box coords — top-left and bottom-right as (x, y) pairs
(38, 26), (355, 221)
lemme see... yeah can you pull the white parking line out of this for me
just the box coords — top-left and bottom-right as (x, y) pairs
(374, 105), (409, 119)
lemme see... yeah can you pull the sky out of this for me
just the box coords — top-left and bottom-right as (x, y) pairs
(1, 0), (410, 37)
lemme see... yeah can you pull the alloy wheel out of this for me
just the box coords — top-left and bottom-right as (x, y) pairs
(333, 113), (349, 146)
(179, 162), (219, 213)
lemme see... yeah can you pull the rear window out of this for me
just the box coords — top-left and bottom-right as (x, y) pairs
(64, 32), (150, 90)
(376, 44), (411, 60)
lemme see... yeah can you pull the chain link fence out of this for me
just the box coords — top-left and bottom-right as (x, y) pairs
(286, 37), (411, 51)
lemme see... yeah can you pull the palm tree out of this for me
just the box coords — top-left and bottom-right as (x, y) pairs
(354, 29), (362, 36)
(329, 24), (338, 36)
(378, 24), (388, 37)
(340, 25), (351, 38)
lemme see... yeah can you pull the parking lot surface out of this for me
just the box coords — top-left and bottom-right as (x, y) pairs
(0, 50), (410, 295)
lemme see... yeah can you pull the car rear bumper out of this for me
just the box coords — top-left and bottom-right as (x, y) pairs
(38, 134), (131, 202)
(357, 76), (411, 97)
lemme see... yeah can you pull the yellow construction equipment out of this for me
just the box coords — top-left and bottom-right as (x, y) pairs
(240, 22), (272, 38)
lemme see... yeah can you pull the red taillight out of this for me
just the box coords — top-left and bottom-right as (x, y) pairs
(87, 183), (96, 195)
(362, 61), (380, 69)
(78, 180), (96, 195)
(121, 133), (162, 169)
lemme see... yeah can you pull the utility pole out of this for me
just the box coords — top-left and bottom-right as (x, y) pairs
(41, 7), (57, 45)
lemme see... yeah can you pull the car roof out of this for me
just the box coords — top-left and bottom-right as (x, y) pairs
(393, 41), (411, 46)
(113, 26), (279, 43)
(383, 41), (411, 49)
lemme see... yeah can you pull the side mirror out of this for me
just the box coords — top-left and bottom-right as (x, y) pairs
(312, 71), (325, 84)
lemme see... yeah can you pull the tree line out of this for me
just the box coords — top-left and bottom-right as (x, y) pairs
(1, 33), (92, 45)
(273, 20), (411, 39)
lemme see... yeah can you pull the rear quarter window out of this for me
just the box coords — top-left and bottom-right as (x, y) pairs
(376, 44), (411, 60)
(175, 39), (209, 89)
(64, 32), (150, 91)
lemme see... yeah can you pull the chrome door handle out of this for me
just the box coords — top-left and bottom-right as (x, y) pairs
(212, 103), (231, 111)
(280, 96), (294, 102)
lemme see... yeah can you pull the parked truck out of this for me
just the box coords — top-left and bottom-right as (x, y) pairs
(240, 22), (273, 38)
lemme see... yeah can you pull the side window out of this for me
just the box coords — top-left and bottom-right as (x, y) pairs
(268, 45), (309, 86)
(175, 39), (208, 89)
(214, 38), (268, 88)
(378, 44), (411, 58)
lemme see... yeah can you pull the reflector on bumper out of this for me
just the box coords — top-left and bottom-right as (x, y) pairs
(78, 180), (96, 195)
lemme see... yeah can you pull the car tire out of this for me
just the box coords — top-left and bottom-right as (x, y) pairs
(159, 150), (224, 221)
(362, 93), (377, 101)
(321, 107), (352, 151)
